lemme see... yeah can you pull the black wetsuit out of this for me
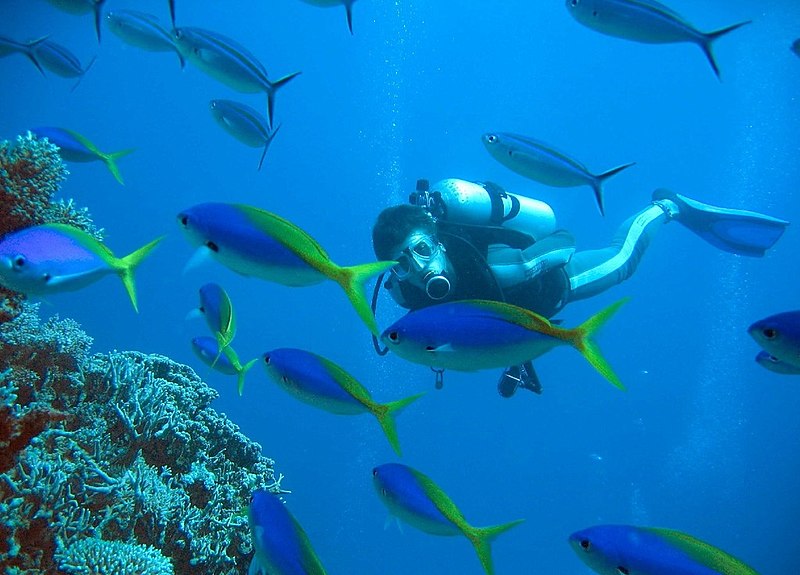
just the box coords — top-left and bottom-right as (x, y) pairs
(389, 221), (570, 318)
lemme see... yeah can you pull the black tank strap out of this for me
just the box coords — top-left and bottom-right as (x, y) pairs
(370, 272), (389, 356)
(482, 181), (507, 225)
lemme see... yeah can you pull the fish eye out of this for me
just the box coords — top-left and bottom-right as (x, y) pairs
(486, 134), (497, 143)
(616, 567), (629, 575)
(372, 468), (378, 476)
(42, 273), (51, 282)
(579, 539), (591, 551)
(12, 255), (26, 270)
(387, 331), (399, 343)
(425, 345), (435, 351)
(763, 328), (777, 339)
(263, 354), (270, 365)
(571, 0), (579, 6)
(205, 241), (219, 253)
(178, 214), (189, 226)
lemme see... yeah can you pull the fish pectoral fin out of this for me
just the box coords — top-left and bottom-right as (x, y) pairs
(183, 246), (214, 275)
(427, 343), (455, 353)
(383, 515), (404, 534)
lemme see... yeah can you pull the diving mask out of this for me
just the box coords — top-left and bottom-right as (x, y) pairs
(392, 233), (452, 300)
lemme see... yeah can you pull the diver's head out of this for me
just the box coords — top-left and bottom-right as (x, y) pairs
(372, 204), (454, 301)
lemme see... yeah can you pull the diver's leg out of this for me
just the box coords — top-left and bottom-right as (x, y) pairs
(565, 203), (668, 303)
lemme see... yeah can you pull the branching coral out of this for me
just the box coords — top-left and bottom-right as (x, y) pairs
(0, 132), (103, 322)
(0, 303), (287, 574)
(56, 537), (174, 575)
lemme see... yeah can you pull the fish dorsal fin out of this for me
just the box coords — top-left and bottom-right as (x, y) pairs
(237, 204), (332, 267)
(409, 468), (470, 531)
(643, 527), (759, 574)
(316, 353), (374, 405)
(62, 128), (102, 156)
(44, 223), (114, 261)
(461, 299), (561, 336)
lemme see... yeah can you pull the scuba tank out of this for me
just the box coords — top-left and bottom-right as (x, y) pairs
(410, 178), (557, 241)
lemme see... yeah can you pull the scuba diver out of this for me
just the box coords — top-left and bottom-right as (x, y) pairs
(371, 178), (789, 397)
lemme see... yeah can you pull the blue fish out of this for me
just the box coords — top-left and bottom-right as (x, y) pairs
(482, 132), (634, 216)
(45, 0), (106, 43)
(31, 127), (134, 185)
(196, 283), (235, 343)
(569, 524), (760, 575)
(755, 350), (800, 375)
(262, 347), (423, 454)
(380, 299), (626, 390)
(173, 27), (300, 126)
(748, 311), (800, 369)
(106, 10), (184, 68)
(248, 489), (328, 575)
(177, 202), (396, 334)
(299, 0), (358, 35)
(565, 0), (750, 79)
(372, 463), (524, 575)
(0, 224), (162, 312)
(191, 336), (256, 395)
(209, 99), (280, 170)
(195, 282), (236, 361)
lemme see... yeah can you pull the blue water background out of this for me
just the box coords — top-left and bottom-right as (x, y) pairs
(2, 1), (799, 573)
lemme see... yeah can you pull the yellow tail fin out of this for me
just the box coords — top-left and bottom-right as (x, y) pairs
(337, 260), (396, 335)
(373, 392), (425, 455)
(117, 236), (164, 312)
(571, 298), (628, 391)
(467, 519), (525, 575)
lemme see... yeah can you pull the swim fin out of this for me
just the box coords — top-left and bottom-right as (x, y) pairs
(653, 189), (789, 257)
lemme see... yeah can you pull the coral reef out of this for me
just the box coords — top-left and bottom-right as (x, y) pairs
(0, 132), (102, 322)
(0, 303), (287, 574)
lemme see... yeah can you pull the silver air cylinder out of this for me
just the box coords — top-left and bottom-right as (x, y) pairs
(428, 178), (556, 240)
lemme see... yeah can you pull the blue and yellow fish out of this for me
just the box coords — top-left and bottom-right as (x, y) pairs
(381, 298), (626, 390)
(191, 336), (256, 395)
(194, 282), (236, 361)
(177, 202), (396, 334)
(372, 462), (524, 575)
(248, 489), (328, 575)
(569, 524), (760, 575)
(0, 223), (161, 312)
(262, 347), (423, 454)
(31, 127), (134, 185)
